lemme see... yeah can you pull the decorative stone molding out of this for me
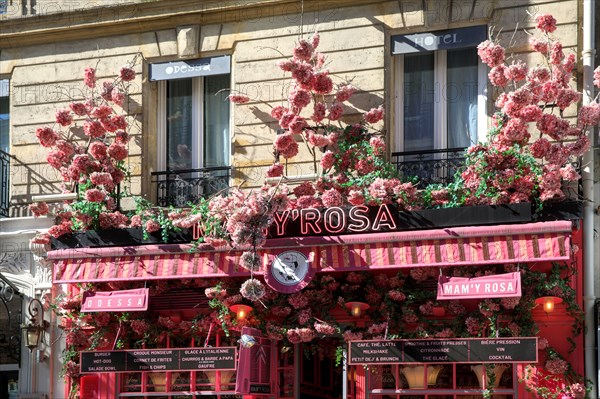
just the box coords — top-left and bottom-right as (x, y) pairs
(29, 241), (53, 288)
(177, 25), (200, 58)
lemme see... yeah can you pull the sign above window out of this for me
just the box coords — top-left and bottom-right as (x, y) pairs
(149, 55), (231, 81)
(391, 25), (487, 54)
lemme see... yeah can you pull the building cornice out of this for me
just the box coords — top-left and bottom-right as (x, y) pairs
(0, 0), (388, 49)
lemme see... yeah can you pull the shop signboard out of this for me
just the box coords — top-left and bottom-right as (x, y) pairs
(81, 288), (149, 312)
(348, 337), (537, 365)
(437, 272), (521, 300)
(80, 347), (236, 374)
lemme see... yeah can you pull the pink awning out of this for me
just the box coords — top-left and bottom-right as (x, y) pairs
(50, 221), (572, 284)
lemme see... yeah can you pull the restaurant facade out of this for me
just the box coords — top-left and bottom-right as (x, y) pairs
(0, 1), (599, 399)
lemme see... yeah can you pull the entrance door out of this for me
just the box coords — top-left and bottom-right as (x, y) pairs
(299, 343), (343, 399)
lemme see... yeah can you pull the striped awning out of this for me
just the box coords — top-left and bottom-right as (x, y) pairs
(50, 221), (572, 284)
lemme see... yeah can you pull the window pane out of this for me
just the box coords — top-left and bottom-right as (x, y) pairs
(204, 74), (230, 167)
(447, 48), (478, 148)
(403, 53), (434, 151)
(166, 79), (193, 171)
(0, 79), (9, 153)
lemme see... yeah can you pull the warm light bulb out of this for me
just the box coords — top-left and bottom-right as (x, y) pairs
(351, 304), (362, 317)
(543, 297), (555, 313)
(237, 309), (246, 319)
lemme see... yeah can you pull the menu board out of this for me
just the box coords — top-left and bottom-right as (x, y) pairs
(80, 347), (236, 374)
(348, 338), (537, 365)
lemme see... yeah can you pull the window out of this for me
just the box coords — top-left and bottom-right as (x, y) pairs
(391, 27), (488, 184)
(396, 47), (486, 152)
(0, 79), (8, 154)
(154, 72), (231, 206)
(158, 74), (230, 171)
(1, 79), (9, 218)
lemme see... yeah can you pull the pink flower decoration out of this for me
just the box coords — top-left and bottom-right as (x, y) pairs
(107, 142), (128, 160)
(228, 94), (250, 104)
(536, 13), (557, 33)
(35, 127), (59, 147)
(266, 162), (284, 177)
(84, 67), (97, 88)
(335, 84), (357, 102)
(119, 66), (136, 81)
(55, 109), (73, 126)
(364, 105), (384, 124)
(85, 189), (105, 203)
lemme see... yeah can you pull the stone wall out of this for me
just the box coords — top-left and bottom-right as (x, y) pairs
(0, 0), (582, 214)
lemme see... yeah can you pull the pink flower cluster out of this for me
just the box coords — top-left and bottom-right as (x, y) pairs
(287, 327), (315, 343)
(545, 358), (569, 375)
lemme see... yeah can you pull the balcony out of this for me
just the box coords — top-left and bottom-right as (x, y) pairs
(390, 147), (467, 185)
(151, 166), (231, 207)
(0, 149), (9, 217)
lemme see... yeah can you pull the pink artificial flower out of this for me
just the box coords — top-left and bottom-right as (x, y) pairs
(83, 120), (106, 138)
(327, 103), (343, 121)
(504, 60), (528, 81)
(271, 105), (286, 120)
(578, 103), (600, 127)
(556, 88), (580, 110)
(529, 37), (549, 54)
(29, 202), (49, 217)
(85, 189), (105, 203)
(530, 138), (552, 158)
(228, 94), (250, 104)
(519, 104), (543, 122)
(145, 219), (161, 233)
(489, 65), (509, 87)
(536, 13), (557, 33)
(107, 142), (128, 160)
(90, 172), (113, 186)
(550, 42), (564, 65)
(347, 189), (365, 206)
(84, 67), (97, 88)
(560, 164), (580, 181)
(320, 150), (335, 170)
(115, 130), (130, 144)
(288, 87), (311, 109)
(477, 40), (505, 67)
(311, 102), (326, 122)
(119, 66), (136, 81)
(100, 82), (114, 101)
(292, 182), (315, 198)
(307, 130), (330, 147)
(321, 188), (343, 208)
(593, 66), (600, 87)
(291, 62), (315, 89)
(288, 115), (307, 134)
(69, 102), (88, 116)
(364, 105), (384, 124)
(311, 32), (320, 49)
(369, 136), (386, 156)
(35, 127), (59, 147)
(529, 66), (551, 83)
(314, 321), (337, 335)
(111, 88), (125, 106)
(89, 141), (108, 160)
(55, 109), (73, 126)
(313, 71), (333, 94)
(545, 358), (568, 375)
(293, 39), (314, 61)
(335, 84), (357, 102)
(265, 162), (284, 177)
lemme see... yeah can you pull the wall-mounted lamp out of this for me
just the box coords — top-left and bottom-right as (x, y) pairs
(401, 365), (442, 389)
(345, 301), (369, 318)
(535, 296), (563, 313)
(22, 298), (49, 351)
(230, 304), (253, 320)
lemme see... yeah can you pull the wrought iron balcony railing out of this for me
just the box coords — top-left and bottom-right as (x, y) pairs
(0, 149), (10, 218)
(390, 147), (467, 186)
(151, 166), (232, 208)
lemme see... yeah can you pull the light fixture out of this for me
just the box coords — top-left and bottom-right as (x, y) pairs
(345, 301), (369, 318)
(471, 364), (507, 389)
(22, 298), (49, 351)
(230, 304), (253, 320)
(401, 365), (442, 389)
(238, 334), (256, 348)
(535, 296), (563, 313)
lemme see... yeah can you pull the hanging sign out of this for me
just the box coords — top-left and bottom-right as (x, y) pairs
(80, 347), (237, 374)
(348, 337), (537, 365)
(391, 25), (487, 54)
(437, 272), (521, 300)
(149, 55), (231, 81)
(81, 288), (149, 312)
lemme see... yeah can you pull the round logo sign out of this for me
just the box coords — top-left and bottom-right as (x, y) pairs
(266, 250), (313, 293)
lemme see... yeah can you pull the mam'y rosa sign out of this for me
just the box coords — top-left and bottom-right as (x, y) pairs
(80, 347), (236, 374)
(348, 338), (537, 365)
(81, 288), (149, 312)
(437, 272), (521, 300)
